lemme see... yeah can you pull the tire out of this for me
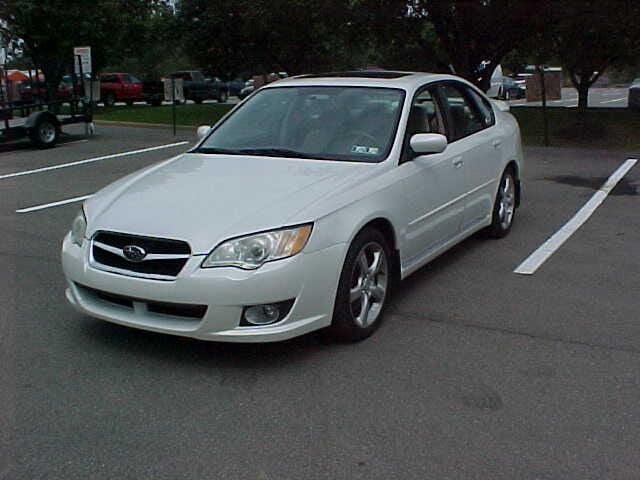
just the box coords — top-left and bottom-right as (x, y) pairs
(125, 100), (134, 106)
(104, 92), (116, 107)
(217, 90), (228, 103)
(505, 90), (511, 101)
(193, 98), (203, 105)
(327, 228), (392, 342)
(487, 167), (517, 238)
(29, 117), (59, 149)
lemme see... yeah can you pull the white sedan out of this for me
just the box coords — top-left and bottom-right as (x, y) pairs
(62, 71), (523, 343)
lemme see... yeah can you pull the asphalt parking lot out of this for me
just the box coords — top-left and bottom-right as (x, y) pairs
(1, 125), (639, 479)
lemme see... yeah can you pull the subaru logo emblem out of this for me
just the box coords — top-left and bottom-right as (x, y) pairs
(123, 245), (147, 262)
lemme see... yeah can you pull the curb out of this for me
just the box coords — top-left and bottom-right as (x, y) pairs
(93, 120), (196, 131)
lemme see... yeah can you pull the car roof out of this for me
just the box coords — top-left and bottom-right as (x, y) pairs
(263, 71), (468, 91)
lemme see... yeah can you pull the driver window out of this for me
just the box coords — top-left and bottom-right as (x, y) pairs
(408, 89), (446, 136)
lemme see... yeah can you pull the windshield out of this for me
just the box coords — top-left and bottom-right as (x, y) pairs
(197, 86), (406, 162)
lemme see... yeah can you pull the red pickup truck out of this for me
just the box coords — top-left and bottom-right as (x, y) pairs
(100, 73), (144, 106)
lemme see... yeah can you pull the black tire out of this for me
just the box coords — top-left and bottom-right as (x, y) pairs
(327, 228), (392, 342)
(217, 90), (228, 103)
(29, 117), (59, 149)
(487, 167), (517, 238)
(505, 90), (511, 101)
(125, 100), (134, 106)
(104, 92), (116, 107)
(193, 98), (203, 104)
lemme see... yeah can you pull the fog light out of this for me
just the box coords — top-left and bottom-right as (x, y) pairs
(241, 299), (295, 326)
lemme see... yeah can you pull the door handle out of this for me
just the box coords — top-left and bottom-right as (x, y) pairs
(453, 158), (464, 168)
(492, 139), (502, 149)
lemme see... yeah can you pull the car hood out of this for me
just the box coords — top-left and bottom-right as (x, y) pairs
(85, 153), (375, 253)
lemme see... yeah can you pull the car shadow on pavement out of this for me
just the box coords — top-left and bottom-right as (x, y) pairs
(78, 316), (331, 369)
(387, 232), (486, 311)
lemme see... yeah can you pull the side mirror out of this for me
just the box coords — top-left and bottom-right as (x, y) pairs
(410, 133), (448, 155)
(196, 125), (211, 140)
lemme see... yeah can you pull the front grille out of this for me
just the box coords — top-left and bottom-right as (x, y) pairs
(91, 231), (191, 279)
(79, 284), (207, 320)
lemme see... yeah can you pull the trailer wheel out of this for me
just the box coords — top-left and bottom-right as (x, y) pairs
(30, 116), (59, 149)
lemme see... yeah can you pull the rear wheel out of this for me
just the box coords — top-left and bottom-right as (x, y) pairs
(30, 117), (58, 149)
(193, 98), (203, 104)
(218, 90), (228, 103)
(487, 168), (517, 238)
(328, 228), (391, 342)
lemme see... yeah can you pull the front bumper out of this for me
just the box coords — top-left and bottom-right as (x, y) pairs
(62, 233), (346, 342)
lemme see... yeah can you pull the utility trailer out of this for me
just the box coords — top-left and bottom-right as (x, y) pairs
(0, 97), (93, 149)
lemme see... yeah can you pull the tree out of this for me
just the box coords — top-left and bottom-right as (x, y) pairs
(553, 0), (640, 112)
(0, 0), (166, 91)
(178, 0), (355, 77)
(423, 0), (549, 91)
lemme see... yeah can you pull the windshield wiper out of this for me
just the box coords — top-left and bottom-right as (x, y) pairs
(235, 148), (330, 160)
(194, 147), (246, 155)
(195, 146), (331, 160)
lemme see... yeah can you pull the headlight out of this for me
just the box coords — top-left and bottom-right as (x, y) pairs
(70, 208), (87, 246)
(201, 224), (312, 270)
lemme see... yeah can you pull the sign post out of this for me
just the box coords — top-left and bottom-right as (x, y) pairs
(163, 77), (183, 136)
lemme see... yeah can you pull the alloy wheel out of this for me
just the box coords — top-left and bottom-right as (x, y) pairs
(498, 174), (515, 230)
(349, 242), (388, 328)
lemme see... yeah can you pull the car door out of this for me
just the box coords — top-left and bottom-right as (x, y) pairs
(400, 86), (467, 266)
(441, 82), (502, 231)
(437, 82), (499, 233)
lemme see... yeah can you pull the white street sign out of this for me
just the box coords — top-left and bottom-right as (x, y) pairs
(73, 46), (92, 75)
(164, 78), (184, 102)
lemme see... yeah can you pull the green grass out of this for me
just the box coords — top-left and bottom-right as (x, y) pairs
(91, 103), (640, 151)
(94, 103), (233, 126)
(511, 107), (640, 150)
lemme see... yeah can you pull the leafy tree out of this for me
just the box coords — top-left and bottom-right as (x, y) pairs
(178, 0), (355, 77)
(552, 0), (640, 112)
(349, 0), (445, 72)
(423, 0), (549, 91)
(0, 0), (167, 91)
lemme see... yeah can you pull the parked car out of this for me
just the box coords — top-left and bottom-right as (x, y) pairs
(17, 75), (83, 104)
(498, 77), (526, 100)
(169, 71), (228, 103)
(238, 79), (255, 99)
(62, 71), (523, 343)
(227, 78), (246, 97)
(629, 78), (640, 110)
(100, 73), (144, 107)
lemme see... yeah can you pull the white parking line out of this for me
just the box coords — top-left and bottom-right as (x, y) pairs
(0, 141), (189, 181)
(16, 194), (93, 213)
(600, 97), (627, 104)
(514, 158), (638, 275)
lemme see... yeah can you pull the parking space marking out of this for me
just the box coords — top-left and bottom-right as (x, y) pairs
(514, 158), (638, 275)
(600, 97), (627, 104)
(0, 141), (189, 181)
(16, 194), (93, 213)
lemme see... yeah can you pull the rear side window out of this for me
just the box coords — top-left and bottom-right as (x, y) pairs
(438, 84), (486, 141)
(465, 87), (495, 128)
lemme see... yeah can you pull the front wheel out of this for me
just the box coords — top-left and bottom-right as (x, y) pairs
(217, 90), (228, 103)
(104, 92), (116, 107)
(487, 168), (517, 238)
(328, 228), (391, 342)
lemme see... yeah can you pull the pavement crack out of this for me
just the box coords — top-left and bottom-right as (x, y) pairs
(389, 310), (640, 356)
